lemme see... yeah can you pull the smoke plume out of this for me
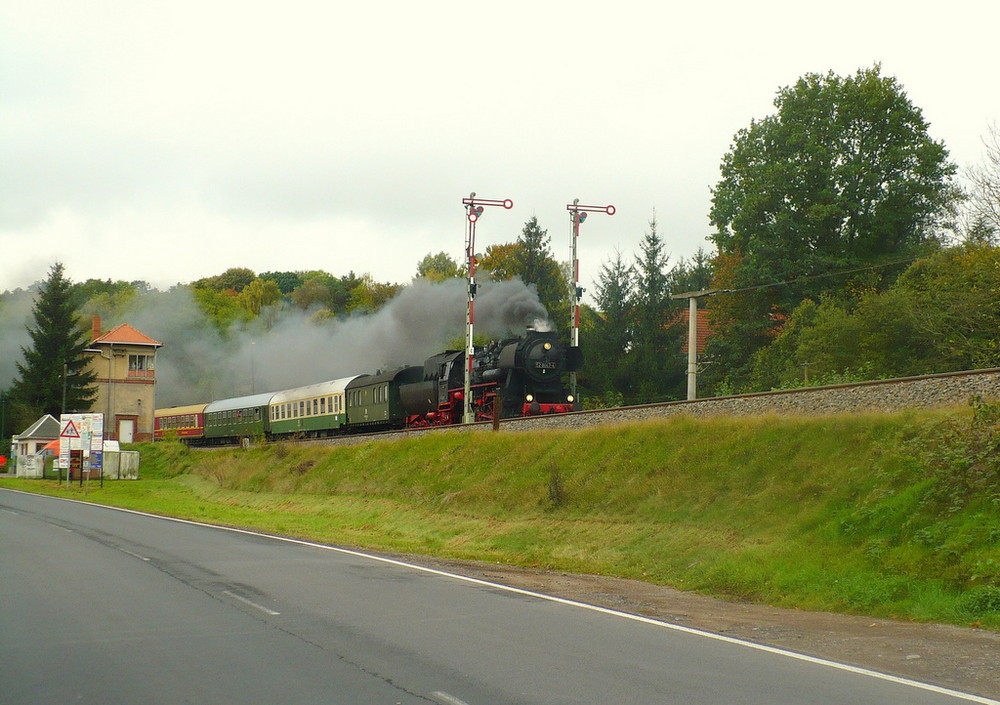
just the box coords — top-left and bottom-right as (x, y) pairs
(139, 277), (552, 406)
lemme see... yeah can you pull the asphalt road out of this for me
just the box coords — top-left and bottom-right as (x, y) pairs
(1, 488), (995, 705)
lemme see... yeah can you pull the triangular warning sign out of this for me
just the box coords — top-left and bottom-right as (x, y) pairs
(61, 420), (80, 438)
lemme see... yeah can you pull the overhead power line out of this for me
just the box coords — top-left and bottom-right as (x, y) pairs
(672, 257), (916, 300)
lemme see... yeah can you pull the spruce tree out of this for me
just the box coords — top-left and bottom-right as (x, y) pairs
(628, 217), (684, 403)
(587, 250), (634, 402)
(10, 263), (97, 420)
(515, 216), (566, 323)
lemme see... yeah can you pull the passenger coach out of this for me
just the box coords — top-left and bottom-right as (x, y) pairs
(154, 403), (208, 442)
(204, 392), (274, 445)
(269, 375), (360, 438)
(345, 367), (424, 430)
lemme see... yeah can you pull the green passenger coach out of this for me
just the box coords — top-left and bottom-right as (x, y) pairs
(269, 375), (360, 438)
(204, 392), (275, 444)
(345, 367), (424, 430)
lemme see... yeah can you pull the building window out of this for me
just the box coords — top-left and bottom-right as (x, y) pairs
(128, 354), (155, 378)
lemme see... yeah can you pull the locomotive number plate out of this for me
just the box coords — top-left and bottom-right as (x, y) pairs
(533, 361), (557, 369)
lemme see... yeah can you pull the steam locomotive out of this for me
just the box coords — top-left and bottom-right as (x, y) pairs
(154, 330), (581, 444)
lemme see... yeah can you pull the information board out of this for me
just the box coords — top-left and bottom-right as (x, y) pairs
(59, 413), (104, 471)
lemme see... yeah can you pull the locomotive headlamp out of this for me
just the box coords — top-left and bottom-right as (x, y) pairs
(525, 394), (534, 402)
(543, 342), (552, 351)
(567, 394), (575, 403)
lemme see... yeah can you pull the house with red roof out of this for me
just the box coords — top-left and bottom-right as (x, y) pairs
(84, 316), (163, 443)
(670, 306), (714, 356)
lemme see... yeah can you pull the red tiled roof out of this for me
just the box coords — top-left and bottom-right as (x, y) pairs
(672, 308), (714, 355)
(92, 323), (163, 347)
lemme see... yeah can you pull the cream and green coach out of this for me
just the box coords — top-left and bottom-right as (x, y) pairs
(268, 376), (360, 438)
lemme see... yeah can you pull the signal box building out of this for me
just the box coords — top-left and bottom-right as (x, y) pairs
(84, 317), (163, 443)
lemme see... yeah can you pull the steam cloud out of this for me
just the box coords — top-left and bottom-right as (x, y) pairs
(1, 276), (553, 408)
(128, 277), (551, 406)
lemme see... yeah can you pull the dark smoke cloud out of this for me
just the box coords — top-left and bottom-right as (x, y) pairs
(2, 277), (553, 408)
(133, 277), (553, 407)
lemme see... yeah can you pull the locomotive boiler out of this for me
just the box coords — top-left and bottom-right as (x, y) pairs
(400, 329), (581, 426)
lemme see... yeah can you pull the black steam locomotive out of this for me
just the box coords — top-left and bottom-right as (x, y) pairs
(400, 329), (582, 426)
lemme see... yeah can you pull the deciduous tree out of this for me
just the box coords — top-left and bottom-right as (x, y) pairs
(238, 278), (282, 316)
(415, 252), (463, 281)
(193, 267), (257, 293)
(711, 65), (959, 288)
(259, 271), (304, 294)
(479, 243), (521, 281)
(963, 122), (1000, 244)
(706, 65), (961, 390)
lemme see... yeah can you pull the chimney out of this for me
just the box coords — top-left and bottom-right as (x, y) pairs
(92, 316), (102, 342)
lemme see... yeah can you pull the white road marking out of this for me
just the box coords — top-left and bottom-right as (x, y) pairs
(7, 488), (998, 705)
(430, 691), (473, 705)
(222, 590), (280, 616)
(118, 548), (150, 561)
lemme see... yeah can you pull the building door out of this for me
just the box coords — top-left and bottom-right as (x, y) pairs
(118, 419), (135, 444)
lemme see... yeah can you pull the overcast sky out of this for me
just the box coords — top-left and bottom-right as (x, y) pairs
(2, 0), (998, 296)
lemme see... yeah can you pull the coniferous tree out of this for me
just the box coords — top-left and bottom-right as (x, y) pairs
(9, 263), (97, 421)
(585, 250), (634, 404)
(628, 217), (685, 403)
(515, 216), (567, 323)
(667, 247), (715, 297)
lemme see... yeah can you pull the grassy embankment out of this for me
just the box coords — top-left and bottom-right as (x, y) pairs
(3, 400), (999, 628)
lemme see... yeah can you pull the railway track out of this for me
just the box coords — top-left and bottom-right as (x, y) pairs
(193, 367), (1000, 449)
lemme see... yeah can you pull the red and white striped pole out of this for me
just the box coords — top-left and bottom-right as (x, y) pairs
(462, 193), (513, 424)
(566, 199), (615, 399)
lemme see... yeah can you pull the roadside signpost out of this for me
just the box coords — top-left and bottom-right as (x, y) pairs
(59, 413), (104, 487)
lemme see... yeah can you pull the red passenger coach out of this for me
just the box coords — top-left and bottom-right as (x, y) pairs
(154, 403), (208, 442)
